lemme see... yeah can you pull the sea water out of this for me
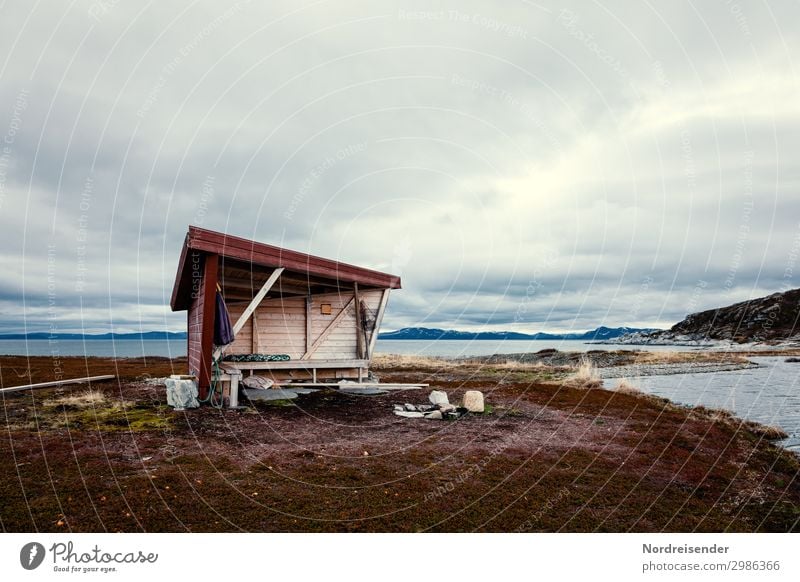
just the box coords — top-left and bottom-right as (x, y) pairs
(604, 357), (800, 451)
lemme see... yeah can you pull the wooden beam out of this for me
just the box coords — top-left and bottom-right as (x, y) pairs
(231, 268), (284, 336)
(0, 375), (116, 394)
(220, 291), (258, 302)
(223, 359), (369, 370)
(214, 267), (284, 359)
(354, 283), (364, 359)
(251, 312), (258, 353)
(199, 253), (219, 397)
(300, 297), (355, 360)
(367, 289), (390, 360)
(221, 278), (310, 296)
(219, 279), (271, 291)
(278, 382), (427, 390)
(305, 294), (312, 353)
(222, 260), (357, 291)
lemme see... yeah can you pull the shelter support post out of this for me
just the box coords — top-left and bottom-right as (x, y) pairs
(198, 253), (219, 399)
(367, 289), (390, 359)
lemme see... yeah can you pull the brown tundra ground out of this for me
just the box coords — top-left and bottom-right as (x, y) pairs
(0, 353), (798, 532)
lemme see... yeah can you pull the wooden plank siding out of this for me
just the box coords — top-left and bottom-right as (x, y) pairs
(221, 290), (383, 361)
(187, 251), (206, 383)
(187, 253), (218, 398)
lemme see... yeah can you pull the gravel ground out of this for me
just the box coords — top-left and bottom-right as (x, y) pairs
(599, 361), (759, 379)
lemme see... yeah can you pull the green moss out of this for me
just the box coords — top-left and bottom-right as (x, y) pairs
(45, 402), (171, 432)
(496, 406), (524, 417)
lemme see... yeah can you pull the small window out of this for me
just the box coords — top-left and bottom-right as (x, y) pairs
(320, 303), (332, 315)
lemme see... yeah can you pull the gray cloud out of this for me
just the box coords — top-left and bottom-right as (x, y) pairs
(1, 0), (799, 334)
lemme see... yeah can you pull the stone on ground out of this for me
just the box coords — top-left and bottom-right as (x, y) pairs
(394, 410), (424, 418)
(284, 387), (319, 395)
(339, 387), (388, 396)
(462, 390), (485, 413)
(165, 378), (199, 409)
(244, 388), (298, 401)
(242, 375), (274, 389)
(428, 390), (449, 406)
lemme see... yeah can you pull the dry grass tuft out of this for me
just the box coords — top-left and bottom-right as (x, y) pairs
(487, 359), (550, 370)
(575, 357), (600, 381)
(563, 357), (601, 389)
(614, 378), (641, 394)
(742, 421), (789, 440)
(44, 389), (109, 409)
(372, 354), (456, 369)
(633, 351), (750, 365)
(692, 405), (788, 440)
(691, 405), (735, 423)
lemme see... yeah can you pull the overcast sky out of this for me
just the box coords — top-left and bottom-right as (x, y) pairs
(1, 0), (799, 334)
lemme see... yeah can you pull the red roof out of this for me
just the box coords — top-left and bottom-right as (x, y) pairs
(170, 226), (401, 311)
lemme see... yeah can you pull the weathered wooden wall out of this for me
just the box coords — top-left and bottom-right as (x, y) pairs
(187, 296), (203, 378)
(224, 289), (383, 360)
(186, 253), (218, 396)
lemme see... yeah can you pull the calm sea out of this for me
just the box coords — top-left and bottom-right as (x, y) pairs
(604, 356), (800, 452)
(0, 338), (686, 358)
(375, 339), (686, 356)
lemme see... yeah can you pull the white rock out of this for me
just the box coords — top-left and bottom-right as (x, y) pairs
(423, 410), (443, 420)
(428, 390), (449, 406)
(165, 378), (199, 409)
(462, 390), (485, 413)
(438, 403), (456, 413)
(394, 411), (424, 418)
(242, 375), (273, 390)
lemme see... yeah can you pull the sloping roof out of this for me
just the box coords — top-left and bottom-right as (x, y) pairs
(170, 226), (401, 311)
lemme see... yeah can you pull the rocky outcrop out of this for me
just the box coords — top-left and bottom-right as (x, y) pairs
(614, 288), (800, 345)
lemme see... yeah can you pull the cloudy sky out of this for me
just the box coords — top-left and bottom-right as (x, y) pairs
(1, 0), (798, 334)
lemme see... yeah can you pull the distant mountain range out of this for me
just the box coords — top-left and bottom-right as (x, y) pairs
(0, 331), (187, 340)
(7, 288), (797, 347)
(378, 326), (658, 341)
(612, 287), (800, 345)
(0, 327), (654, 342)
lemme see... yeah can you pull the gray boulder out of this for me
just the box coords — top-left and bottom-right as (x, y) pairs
(428, 390), (449, 406)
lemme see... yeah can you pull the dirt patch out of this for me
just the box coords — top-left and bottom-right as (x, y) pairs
(1, 356), (798, 532)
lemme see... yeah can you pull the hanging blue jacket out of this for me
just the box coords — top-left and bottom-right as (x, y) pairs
(214, 291), (234, 346)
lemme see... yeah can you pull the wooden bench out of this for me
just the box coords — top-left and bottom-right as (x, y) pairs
(221, 359), (370, 383)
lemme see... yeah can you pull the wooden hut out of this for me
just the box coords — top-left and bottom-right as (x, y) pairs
(170, 226), (401, 403)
